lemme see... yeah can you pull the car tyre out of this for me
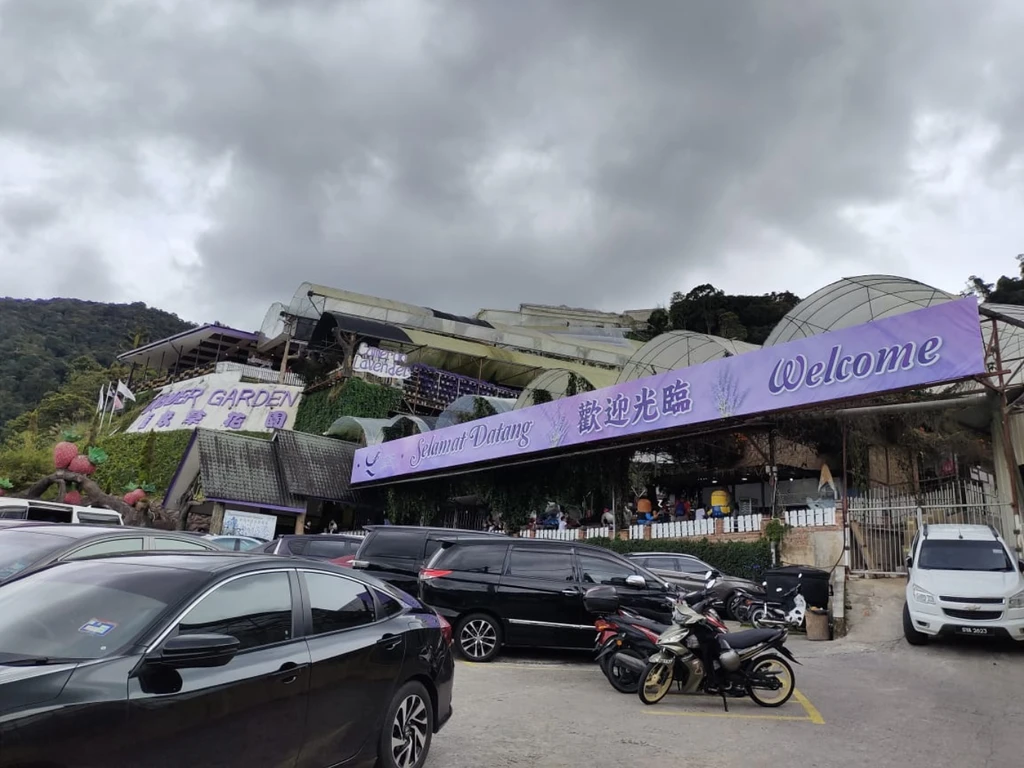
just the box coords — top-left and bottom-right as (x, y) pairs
(378, 680), (434, 768)
(456, 613), (502, 662)
(902, 603), (928, 646)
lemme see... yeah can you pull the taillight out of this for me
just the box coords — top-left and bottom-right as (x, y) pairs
(594, 619), (615, 632)
(437, 615), (453, 645)
(638, 626), (660, 643)
(420, 568), (453, 580)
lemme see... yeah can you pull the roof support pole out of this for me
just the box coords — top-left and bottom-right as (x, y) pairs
(991, 320), (1022, 541)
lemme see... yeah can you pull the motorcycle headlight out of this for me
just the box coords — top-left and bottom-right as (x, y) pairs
(912, 585), (936, 605)
(1008, 590), (1024, 610)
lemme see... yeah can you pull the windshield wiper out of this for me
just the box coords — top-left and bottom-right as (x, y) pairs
(0, 654), (83, 666)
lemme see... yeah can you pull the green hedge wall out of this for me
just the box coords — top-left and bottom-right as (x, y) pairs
(92, 430), (270, 496)
(587, 536), (771, 582)
(294, 379), (403, 435)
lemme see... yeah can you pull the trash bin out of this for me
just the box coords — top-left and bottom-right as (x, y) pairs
(805, 607), (831, 641)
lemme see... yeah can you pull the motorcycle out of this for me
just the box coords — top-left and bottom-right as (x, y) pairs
(748, 573), (807, 630)
(630, 574), (800, 710)
(726, 585), (765, 623)
(589, 587), (728, 694)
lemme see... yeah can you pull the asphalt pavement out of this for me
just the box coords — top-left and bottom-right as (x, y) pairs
(426, 631), (1023, 768)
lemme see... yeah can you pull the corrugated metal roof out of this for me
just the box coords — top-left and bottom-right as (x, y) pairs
(273, 430), (358, 502)
(400, 328), (619, 389)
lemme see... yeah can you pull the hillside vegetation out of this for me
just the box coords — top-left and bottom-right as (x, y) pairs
(0, 298), (192, 429)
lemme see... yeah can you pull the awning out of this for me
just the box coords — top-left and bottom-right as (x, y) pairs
(117, 324), (259, 371)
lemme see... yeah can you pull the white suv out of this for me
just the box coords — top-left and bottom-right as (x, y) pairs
(904, 524), (1024, 645)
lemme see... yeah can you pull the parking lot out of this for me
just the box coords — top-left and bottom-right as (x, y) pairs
(427, 633), (1023, 768)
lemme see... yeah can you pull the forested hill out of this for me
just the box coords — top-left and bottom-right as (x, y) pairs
(0, 298), (193, 428)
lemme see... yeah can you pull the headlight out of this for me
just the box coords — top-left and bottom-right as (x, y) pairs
(912, 585), (936, 605)
(1009, 590), (1024, 610)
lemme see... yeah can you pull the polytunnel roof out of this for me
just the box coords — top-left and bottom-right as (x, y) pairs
(514, 367), (619, 408)
(763, 275), (957, 347)
(435, 396), (516, 430)
(323, 414), (434, 446)
(616, 331), (760, 383)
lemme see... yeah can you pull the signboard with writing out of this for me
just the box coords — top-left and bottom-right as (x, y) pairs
(351, 298), (986, 484)
(354, 343), (411, 380)
(126, 372), (303, 434)
(222, 509), (278, 540)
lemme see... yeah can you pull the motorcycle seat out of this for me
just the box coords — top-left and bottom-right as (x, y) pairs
(722, 628), (783, 649)
(618, 614), (668, 632)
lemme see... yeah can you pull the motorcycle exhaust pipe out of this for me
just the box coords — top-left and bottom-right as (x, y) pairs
(611, 652), (647, 672)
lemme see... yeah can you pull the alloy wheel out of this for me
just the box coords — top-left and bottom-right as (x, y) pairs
(460, 619), (497, 660)
(390, 693), (429, 768)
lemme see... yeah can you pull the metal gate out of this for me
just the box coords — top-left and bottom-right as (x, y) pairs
(847, 479), (1010, 575)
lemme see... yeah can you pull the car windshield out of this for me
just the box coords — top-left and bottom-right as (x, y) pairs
(918, 539), (1014, 572)
(0, 560), (206, 662)
(0, 530), (67, 582)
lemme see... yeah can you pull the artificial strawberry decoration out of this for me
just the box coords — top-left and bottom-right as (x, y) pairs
(68, 455), (96, 475)
(64, 490), (83, 505)
(0, 478), (12, 497)
(53, 431), (81, 469)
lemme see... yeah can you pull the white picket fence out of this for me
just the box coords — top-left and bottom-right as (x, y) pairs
(784, 507), (837, 528)
(526, 526), (613, 541)
(638, 519), (716, 540)
(724, 514), (763, 533)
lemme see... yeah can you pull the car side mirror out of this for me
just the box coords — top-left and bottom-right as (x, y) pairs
(1018, 560), (1024, 574)
(625, 574), (646, 589)
(906, 556), (914, 568)
(154, 633), (239, 669)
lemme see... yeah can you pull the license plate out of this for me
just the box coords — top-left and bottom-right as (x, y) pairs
(957, 626), (990, 635)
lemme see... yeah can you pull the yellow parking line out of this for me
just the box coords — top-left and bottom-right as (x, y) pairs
(793, 689), (826, 724)
(644, 710), (812, 722)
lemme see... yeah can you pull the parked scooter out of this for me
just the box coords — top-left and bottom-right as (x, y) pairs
(632, 574), (801, 710)
(588, 587), (728, 694)
(748, 573), (807, 630)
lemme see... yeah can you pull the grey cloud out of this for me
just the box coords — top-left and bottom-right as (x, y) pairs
(0, 195), (60, 237)
(1, 0), (1022, 326)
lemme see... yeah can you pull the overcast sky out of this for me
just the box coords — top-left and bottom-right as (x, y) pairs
(1, 0), (1023, 329)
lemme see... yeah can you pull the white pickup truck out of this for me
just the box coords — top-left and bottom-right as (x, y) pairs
(904, 523), (1024, 645)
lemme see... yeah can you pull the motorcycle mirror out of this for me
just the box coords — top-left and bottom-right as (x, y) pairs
(762, 581), (768, 587)
(704, 570), (713, 580)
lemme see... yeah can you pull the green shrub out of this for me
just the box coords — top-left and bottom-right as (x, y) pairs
(587, 536), (771, 582)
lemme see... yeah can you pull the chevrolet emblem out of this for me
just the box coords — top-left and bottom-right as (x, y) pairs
(965, 605), (982, 611)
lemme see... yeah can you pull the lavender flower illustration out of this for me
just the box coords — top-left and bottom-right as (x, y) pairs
(548, 402), (571, 447)
(711, 369), (747, 417)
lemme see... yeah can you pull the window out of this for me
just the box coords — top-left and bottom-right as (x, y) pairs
(306, 539), (360, 559)
(0, 531), (68, 581)
(0, 560), (207, 661)
(374, 588), (405, 619)
(69, 538), (145, 559)
(578, 553), (639, 586)
(151, 537), (212, 551)
(0, 506), (29, 520)
(506, 548), (574, 581)
(439, 544), (507, 574)
(675, 557), (712, 574)
(640, 556), (678, 571)
(177, 572), (293, 651)
(284, 538), (308, 555)
(423, 537), (445, 563)
(362, 530), (426, 559)
(24, 505), (73, 524)
(76, 511), (122, 526)
(918, 540), (1013, 572)
(304, 572), (375, 634)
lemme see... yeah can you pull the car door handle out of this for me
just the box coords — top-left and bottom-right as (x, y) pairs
(561, 588), (580, 596)
(275, 662), (303, 685)
(377, 634), (403, 651)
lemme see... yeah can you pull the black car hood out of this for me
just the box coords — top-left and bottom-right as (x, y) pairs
(0, 662), (76, 715)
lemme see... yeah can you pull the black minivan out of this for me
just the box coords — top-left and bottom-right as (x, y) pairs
(351, 525), (502, 595)
(420, 538), (674, 661)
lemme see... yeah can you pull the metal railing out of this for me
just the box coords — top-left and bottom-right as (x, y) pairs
(847, 479), (1008, 575)
(216, 362), (305, 387)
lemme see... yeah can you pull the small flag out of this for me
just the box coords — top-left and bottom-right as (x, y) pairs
(113, 395), (124, 412)
(116, 380), (136, 403)
(97, 385), (106, 415)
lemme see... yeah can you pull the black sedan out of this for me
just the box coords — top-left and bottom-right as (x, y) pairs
(0, 522), (221, 584)
(0, 552), (454, 768)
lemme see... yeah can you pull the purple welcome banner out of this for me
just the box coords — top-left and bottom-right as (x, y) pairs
(351, 297), (986, 484)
